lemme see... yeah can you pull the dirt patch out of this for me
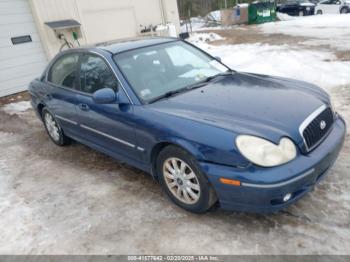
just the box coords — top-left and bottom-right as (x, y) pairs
(0, 112), (26, 133)
(201, 27), (308, 46)
(0, 91), (30, 107)
(202, 26), (350, 60)
(335, 50), (350, 61)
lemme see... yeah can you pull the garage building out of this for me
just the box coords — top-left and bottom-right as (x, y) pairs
(0, 0), (180, 97)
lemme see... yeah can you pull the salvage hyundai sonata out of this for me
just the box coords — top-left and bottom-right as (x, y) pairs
(29, 37), (346, 213)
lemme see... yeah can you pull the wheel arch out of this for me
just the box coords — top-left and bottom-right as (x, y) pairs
(37, 102), (46, 119)
(150, 139), (219, 211)
(340, 6), (349, 13)
(150, 138), (206, 180)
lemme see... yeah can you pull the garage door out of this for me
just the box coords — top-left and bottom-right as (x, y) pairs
(0, 0), (47, 97)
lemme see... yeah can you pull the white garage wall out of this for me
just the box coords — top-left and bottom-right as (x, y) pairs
(81, 6), (138, 44)
(29, 0), (181, 59)
(28, 0), (87, 59)
(0, 0), (47, 97)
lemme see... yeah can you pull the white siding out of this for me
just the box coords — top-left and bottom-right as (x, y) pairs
(82, 7), (138, 43)
(29, 0), (181, 58)
(0, 0), (47, 97)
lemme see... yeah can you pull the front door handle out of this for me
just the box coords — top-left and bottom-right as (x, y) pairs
(78, 103), (90, 111)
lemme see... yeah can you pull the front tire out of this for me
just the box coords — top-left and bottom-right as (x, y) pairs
(157, 145), (217, 213)
(42, 108), (70, 146)
(316, 10), (323, 15)
(299, 10), (304, 16)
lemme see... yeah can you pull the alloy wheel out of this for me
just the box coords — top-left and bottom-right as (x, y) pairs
(163, 157), (201, 205)
(44, 113), (60, 142)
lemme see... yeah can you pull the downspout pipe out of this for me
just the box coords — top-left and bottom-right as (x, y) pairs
(159, 0), (167, 24)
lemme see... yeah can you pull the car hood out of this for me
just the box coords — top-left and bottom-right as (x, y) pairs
(148, 72), (330, 146)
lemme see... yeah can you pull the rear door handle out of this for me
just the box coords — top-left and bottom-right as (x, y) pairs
(78, 103), (90, 111)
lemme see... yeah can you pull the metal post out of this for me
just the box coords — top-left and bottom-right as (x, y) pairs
(188, 8), (192, 32)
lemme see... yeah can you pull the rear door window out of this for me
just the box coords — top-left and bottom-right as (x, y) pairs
(48, 53), (79, 89)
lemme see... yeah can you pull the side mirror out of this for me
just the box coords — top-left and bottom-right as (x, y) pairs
(92, 88), (116, 104)
(215, 56), (222, 62)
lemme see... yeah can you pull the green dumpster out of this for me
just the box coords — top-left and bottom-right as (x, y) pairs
(248, 1), (276, 24)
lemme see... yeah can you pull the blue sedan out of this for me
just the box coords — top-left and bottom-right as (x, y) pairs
(29, 37), (346, 213)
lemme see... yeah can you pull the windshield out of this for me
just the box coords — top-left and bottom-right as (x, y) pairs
(113, 41), (230, 103)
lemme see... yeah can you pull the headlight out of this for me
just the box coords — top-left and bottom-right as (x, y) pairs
(306, 7), (311, 11)
(236, 135), (297, 167)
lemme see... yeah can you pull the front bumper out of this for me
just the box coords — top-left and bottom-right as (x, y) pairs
(200, 116), (346, 213)
(30, 100), (41, 119)
(303, 8), (315, 16)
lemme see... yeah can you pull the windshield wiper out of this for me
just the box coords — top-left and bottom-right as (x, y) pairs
(203, 71), (233, 83)
(184, 71), (233, 91)
(149, 88), (188, 104)
(149, 71), (234, 104)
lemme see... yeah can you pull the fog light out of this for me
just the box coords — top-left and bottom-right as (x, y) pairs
(283, 193), (292, 202)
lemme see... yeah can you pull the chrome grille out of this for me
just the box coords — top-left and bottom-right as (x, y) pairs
(300, 105), (334, 151)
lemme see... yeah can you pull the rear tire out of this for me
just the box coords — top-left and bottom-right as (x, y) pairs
(157, 145), (217, 213)
(42, 108), (70, 146)
(340, 7), (349, 14)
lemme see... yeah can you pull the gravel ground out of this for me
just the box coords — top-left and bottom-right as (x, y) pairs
(0, 29), (350, 255)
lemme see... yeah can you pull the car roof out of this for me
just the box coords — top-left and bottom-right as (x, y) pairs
(94, 37), (178, 54)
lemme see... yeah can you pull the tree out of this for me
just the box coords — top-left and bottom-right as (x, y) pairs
(177, 0), (253, 18)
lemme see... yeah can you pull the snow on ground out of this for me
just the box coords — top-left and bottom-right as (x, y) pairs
(206, 10), (221, 22)
(276, 12), (296, 21)
(187, 32), (225, 43)
(2, 101), (31, 115)
(189, 40), (350, 90)
(181, 20), (234, 33)
(261, 14), (350, 50)
(187, 14), (350, 90)
(181, 17), (207, 33)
